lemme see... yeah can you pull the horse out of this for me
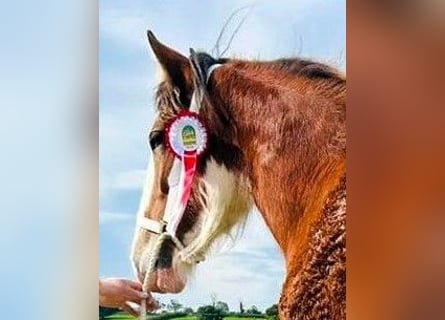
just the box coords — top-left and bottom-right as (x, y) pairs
(130, 30), (346, 319)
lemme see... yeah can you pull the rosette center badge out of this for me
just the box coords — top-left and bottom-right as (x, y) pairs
(182, 125), (197, 149)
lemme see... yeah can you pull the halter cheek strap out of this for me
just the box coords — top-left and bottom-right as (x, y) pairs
(206, 64), (223, 85)
(137, 217), (166, 234)
(137, 63), (223, 263)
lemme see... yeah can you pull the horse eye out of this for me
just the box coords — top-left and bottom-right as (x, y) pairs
(148, 130), (164, 150)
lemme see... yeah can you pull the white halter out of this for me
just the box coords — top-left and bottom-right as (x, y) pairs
(137, 63), (223, 263)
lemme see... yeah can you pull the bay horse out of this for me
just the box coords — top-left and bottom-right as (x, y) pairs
(131, 31), (346, 319)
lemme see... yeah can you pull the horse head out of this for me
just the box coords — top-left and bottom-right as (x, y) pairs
(130, 31), (252, 293)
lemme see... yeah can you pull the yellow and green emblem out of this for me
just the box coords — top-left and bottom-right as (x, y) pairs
(181, 125), (197, 149)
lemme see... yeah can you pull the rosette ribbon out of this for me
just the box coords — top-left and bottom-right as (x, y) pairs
(163, 111), (207, 237)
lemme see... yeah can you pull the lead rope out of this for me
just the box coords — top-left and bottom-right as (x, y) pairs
(140, 233), (183, 320)
(139, 63), (222, 320)
(139, 234), (165, 320)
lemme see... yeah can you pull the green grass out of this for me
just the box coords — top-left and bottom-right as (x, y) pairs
(224, 318), (266, 320)
(106, 318), (261, 320)
(104, 314), (134, 319)
(103, 314), (197, 320)
(103, 313), (265, 320)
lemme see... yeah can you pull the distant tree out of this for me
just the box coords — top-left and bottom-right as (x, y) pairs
(99, 307), (119, 319)
(184, 307), (194, 314)
(215, 301), (229, 314)
(197, 305), (223, 320)
(198, 305), (211, 313)
(246, 305), (261, 315)
(167, 299), (183, 313)
(239, 301), (245, 314)
(265, 304), (278, 318)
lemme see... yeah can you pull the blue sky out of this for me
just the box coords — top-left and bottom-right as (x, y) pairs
(99, 0), (345, 311)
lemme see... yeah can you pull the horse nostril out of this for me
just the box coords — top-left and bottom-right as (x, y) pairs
(156, 254), (173, 269)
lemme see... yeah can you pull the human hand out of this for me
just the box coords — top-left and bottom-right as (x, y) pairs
(99, 278), (159, 316)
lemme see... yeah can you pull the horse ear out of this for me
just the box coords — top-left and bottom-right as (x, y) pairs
(147, 31), (193, 101)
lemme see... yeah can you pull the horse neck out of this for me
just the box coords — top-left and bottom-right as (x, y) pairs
(210, 67), (346, 267)
(251, 155), (346, 269)
(279, 175), (346, 319)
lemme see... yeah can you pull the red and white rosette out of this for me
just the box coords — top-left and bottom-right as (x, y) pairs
(163, 111), (208, 235)
(165, 110), (207, 158)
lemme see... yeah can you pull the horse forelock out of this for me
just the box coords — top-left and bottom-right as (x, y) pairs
(154, 82), (183, 124)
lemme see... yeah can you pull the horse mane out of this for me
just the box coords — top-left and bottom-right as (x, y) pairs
(215, 57), (345, 107)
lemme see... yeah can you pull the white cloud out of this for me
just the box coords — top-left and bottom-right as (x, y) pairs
(100, 211), (132, 224)
(100, 9), (148, 49)
(99, 105), (152, 197)
(111, 169), (146, 190)
(99, 0), (340, 60)
(99, 167), (147, 205)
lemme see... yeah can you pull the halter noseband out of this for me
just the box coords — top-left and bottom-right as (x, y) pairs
(137, 63), (223, 263)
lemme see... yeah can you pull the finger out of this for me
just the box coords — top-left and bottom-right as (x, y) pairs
(121, 303), (140, 318)
(124, 288), (151, 303)
(148, 297), (160, 309)
(147, 298), (160, 311)
(126, 279), (143, 290)
(145, 299), (155, 311)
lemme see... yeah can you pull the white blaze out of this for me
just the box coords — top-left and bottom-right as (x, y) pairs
(130, 152), (156, 275)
